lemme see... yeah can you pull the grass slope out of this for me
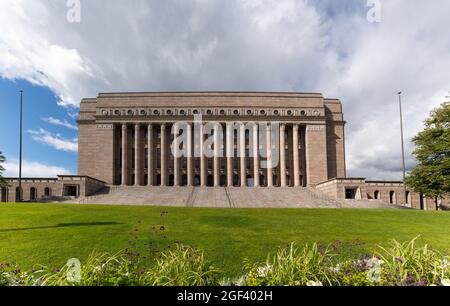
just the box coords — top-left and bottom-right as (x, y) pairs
(0, 203), (449, 276)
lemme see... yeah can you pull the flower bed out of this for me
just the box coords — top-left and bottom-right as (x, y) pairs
(1, 238), (449, 286)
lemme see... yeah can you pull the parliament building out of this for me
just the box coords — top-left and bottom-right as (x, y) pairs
(1, 92), (447, 210)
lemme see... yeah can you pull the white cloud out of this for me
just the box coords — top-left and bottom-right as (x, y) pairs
(28, 128), (78, 153)
(1, 0), (449, 180)
(3, 159), (72, 178)
(43, 117), (77, 130)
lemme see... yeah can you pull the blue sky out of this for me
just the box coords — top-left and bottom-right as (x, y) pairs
(0, 0), (449, 179)
(0, 78), (77, 176)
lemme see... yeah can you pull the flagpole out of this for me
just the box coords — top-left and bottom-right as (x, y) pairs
(398, 92), (407, 206)
(18, 90), (23, 202)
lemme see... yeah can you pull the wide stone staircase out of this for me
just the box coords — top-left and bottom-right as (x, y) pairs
(63, 185), (404, 209)
(66, 185), (342, 208)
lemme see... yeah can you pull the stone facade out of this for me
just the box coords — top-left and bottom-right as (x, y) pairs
(77, 92), (346, 187)
(0, 176), (105, 202)
(315, 178), (449, 210)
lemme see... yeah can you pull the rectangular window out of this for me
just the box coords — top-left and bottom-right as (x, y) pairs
(145, 148), (148, 169)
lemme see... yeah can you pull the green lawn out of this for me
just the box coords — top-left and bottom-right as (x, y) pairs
(0, 203), (449, 276)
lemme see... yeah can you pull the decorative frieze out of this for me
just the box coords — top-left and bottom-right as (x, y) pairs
(96, 107), (325, 118)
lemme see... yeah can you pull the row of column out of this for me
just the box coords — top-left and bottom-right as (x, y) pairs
(120, 123), (303, 187)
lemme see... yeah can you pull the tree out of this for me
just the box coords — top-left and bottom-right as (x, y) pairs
(405, 102), (450, 199)
(0, 151), (7, 188)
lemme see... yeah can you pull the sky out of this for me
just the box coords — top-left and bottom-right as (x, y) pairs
(0, 0), (449, 180)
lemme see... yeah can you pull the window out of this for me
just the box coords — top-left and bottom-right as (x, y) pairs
(15, 187), (22, 202)
(145, 148), (148, 168)
(1, 187), (8, 202)
(30, 187), (37, 201)
(44, 187), (51, 197)
(374, 190), (380, 200)
(389, 191), (396, 204)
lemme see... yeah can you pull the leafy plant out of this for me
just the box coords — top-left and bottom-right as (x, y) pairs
(143, 244), (220, 286)
(244, 243), (336, 286)
(406, 102), (450, 200)
(36, 251), (142, 286)
(375, 237), (449, 286)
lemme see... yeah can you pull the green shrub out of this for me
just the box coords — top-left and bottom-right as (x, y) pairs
(143, 244), (220, 286)
(375, 237), (450, 286)
(36, 251), (143, 286)
(244, 243), (336, 286)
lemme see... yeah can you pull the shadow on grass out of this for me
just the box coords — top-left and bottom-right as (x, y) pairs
(0, 222), (123, 232)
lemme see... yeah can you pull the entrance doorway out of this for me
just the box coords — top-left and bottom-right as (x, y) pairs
(345, 188), (357, 200)
(63, 185), (79, 197)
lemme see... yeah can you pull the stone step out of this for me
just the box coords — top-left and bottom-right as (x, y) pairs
(72, 186), (343, 208)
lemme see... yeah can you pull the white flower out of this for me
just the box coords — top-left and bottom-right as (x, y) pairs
(441, 279), (450, 286)
(306, 280), (323, 286)
(330, 264), (341, 273)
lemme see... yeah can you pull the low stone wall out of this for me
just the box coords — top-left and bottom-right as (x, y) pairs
(315, 178), (447, 210)
(1, 178), (58, 202)
(1, 176), (106, 203)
